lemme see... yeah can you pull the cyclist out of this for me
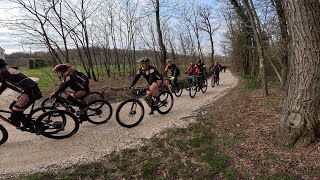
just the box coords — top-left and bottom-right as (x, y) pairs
(212, 61), (221, 80)
(196, 59), (206, 80)
(163, 59), (180, 88)
(185, 62), (198, 76)
(185, 62), (199, 90)
(0, 58), (42, 128)
(51, 63), (89, 119)
(130, 57), (163, 115)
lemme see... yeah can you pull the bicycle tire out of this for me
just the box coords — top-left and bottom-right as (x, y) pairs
(35, 109), (79, 139)
(41, 97), (55, 107)
(201, 79), (208, 93)
(116, 99), (144, 128)
(0, 124), (8, 145)
(156, 91), (174, 115)
(189, 80), (197, 98)
(85, 92), (104, 104)
(211, 75), (215, 87)
(174, 83), (183, 97)
(86, 99), (113, 124)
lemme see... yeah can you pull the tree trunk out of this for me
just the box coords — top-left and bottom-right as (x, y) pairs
(155, 0), (166, 69)
(242, 0), (268, 96)
(273, 0), (289, 90)
(279, 0), (320, 148)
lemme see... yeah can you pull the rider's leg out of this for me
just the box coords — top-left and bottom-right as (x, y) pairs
(67, 91), (87, 109)
(9, 94), (30, 127)
(146, 81), (162, 115)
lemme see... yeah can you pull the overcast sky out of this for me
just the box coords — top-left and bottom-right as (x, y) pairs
(0, 0), (226, 55)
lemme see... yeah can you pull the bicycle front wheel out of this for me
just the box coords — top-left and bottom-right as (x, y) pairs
(0, 124), (8, 145)
(174, 83), (183, 97)
(116, 99), (144, 128)
(201, 79), (208, 93)
(189, 81), (197, 98)
(86, 99), (113, 124)
(156, 91), (174, 114)
(35, 109), (79, 139)
(211, 75), (215, 87)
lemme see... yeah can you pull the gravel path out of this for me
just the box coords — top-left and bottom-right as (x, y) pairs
(0, 71), (237, 179)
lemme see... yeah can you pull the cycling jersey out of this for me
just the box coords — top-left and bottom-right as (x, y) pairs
(196, 63), (206, 74)
(185, 65), (199, 75)
(0, 67), (38, 95)
(164, 64), (180, 77)
(55, 69), (89, 95)
(131, 65), (162, 86)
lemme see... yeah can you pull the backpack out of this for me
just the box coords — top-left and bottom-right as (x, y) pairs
(73, 69), (89, 87)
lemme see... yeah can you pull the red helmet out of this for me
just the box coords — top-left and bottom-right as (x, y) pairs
(52, 63), (71, 77)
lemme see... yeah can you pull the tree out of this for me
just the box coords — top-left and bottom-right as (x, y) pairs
(279, 0), (320, 148)
(242, 0), (268, 96)
(154, 0), (167, 69)
(199, 5), (219, 66)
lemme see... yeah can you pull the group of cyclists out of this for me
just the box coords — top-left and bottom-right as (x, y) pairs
(0, 56), (225, 130)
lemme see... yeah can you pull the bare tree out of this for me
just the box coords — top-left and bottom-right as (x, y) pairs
(198, 5), (219, 66)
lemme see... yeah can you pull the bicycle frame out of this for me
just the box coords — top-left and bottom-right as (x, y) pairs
(0, 102), (36, 126)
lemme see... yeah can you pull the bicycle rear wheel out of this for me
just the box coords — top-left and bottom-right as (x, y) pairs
(0, 124), (8, 145)
(86, 99), (113, 124)
(156, 91), (174, 114)
(85, 92), (104, 104)
(201, 79), (208, 93)
(116, 99), (144, 128)
(35, 109), (79, 139)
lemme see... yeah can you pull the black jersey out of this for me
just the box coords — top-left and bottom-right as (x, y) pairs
(0, 67), (38, 94)
(131, 65), (162, 86)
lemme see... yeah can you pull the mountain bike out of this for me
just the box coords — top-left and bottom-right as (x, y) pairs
(116, 87), (174, 128)
(211, 72), (219, 87)
(197, 75), (208, 93)
(43, 89), (104, 104)
(0, 102), (79, 145)
(41, 93), (112, 125)
(185, 75), (198, 98)
(163, 77), (183, 97)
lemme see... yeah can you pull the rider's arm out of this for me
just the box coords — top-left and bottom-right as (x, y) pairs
(55, 76), (72, 95)
(131, 69), (142, 87)
(185, 66), (192, 73)
(173, 64), (179, 77)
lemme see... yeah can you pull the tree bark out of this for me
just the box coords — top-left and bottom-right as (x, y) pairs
(279, 0), (320, 148)
(155, 0), (167, 69)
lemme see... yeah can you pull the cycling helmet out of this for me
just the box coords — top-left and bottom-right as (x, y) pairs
(166, 59), (173, 64)
(137, 57), (150, 64)
(52, 64), (71, 77)
(0, 59), (7, 68)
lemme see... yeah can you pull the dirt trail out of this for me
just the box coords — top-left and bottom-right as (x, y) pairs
(0, 71), (237, 178)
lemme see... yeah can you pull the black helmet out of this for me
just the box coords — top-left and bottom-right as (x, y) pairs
(137, 57), (150, 64)
(0, 59), (7, 68)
